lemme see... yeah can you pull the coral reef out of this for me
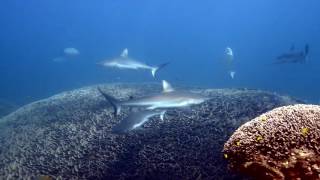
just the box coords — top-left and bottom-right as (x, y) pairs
(0, 83), (300, 179)
(223, 104), (320, 179)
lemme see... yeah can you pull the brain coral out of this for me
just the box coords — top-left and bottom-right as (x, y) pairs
(223, 104), (320, 179)
(0, 83), (300, 179)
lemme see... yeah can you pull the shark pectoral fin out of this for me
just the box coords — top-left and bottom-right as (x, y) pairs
(151, 68), (157, 77)
(116, 106), (121, 116)
(160, 111), (166, 121)
(162, 80), (175, 93)
(120, 48), (128, 58)
(132, 123), (141, 130)
(132, 126), (145, 133)
(147, 106), (157, 110)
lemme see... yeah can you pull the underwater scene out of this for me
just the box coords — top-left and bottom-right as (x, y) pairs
(0, 0), (320, 179)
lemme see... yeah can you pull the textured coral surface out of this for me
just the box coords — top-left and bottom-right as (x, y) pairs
(0, 83), (299, 179)
(223, 104), (320, 179)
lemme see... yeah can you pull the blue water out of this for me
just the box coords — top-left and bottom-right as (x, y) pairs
(0, 0), (319, 105)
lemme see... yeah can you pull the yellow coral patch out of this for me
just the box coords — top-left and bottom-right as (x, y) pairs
(260, 116), (267, 122)
(224, 153), (228, 159)
(282, 161), (289, 168)
(38, 175), (52, 180)
(256, 135), (263, 142)
(301, 127), (309, 137)
(235, 141), (241, 146)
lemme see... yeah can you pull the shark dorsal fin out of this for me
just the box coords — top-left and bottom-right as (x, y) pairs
(160, 110), (166, 121)
(162, 80), (174, 93)
(120, 48), (128, 58)
(229, 71), (236, 79)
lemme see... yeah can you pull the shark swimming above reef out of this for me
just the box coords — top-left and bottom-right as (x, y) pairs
(98, 48), (169, 77)
(225, 47), (236, 79)
(225, 47), (234, 63)
(98, 80), (210, 116)
(274, 44), (309, 64)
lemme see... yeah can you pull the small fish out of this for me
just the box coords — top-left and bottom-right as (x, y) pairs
(112, 110), (166, 134)
(99, 48), (169, 77)
(98, 80), (210, 116)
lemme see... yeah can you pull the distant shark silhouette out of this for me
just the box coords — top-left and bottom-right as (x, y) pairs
(52, 47), (80, 62)
(274, 44), (309, 64)
(225, 47), (236, 79)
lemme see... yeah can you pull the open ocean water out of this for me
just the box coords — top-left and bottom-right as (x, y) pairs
(0, 0), (319, 179)
(1, 0), (319, 105)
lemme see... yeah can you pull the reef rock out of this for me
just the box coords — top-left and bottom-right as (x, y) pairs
(223, 104), (320, 179)
(0, 83), (300, 179)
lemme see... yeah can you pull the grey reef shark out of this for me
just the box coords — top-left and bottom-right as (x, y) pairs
(98, 80), (210, 133)
(98, 48), (169, 77)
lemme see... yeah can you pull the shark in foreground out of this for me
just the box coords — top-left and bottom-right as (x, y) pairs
(274, 44), (309, 64)
(112, 110), (166, 134)
(99, 48), (169, 77)
(98, 80), (210, 116)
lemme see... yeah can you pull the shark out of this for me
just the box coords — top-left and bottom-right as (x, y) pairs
(112, 110), (166, 134)
(98, 80), (210, 116)
(99, 48), (169, 77)
(225, 47), (236, 79)
(274, 44), (309, 64)
(225, 47), (234, 63)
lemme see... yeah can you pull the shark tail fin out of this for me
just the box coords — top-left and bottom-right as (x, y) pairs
(305, 44), (309, 56)
(303, 44), (309, 63)
(97, 87), (121, 116)
(151, 62), (170, 78)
